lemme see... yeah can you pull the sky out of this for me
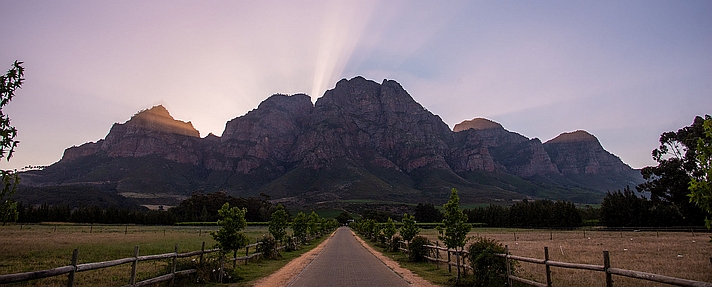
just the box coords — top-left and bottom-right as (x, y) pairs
(0, 0), (710, 171)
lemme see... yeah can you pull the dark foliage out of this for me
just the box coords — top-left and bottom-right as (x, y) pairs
(464, 199), (582, 228)
(637, 115), (709, 226)
(170, 191), (279, 222)
(15, 191), (281, 225)
(17, 202), (175, 225)
(362, 209), (397, 223)
(407, 235), (430, 262)
(601, 187), (685, 227)
(466, 237), (510, 287)
(414, 203), (443, 223)
(390, 235), (402, 252)
(334, 210), (353, 225)
(256, 235), (278, 259)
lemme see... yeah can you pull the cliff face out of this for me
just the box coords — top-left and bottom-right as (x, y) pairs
(61, 105), (205, 165)
(32, 77), (642, 205)
(295, 77), (453, 172)
(543, 130), (632, 175)
(450, 118), (559, 177)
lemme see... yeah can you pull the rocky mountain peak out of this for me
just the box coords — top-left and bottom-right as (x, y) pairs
(126, 105), (200, 137)
(545, 130), (597, 144)
(543, 130), (633, 177)
(453, 118), (504, 132)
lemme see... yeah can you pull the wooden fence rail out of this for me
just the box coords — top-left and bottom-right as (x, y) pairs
(418, 244), (712, 287)
(0, 237), (300, 286)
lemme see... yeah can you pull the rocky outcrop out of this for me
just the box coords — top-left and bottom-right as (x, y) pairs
(60, 105), (206, 165)
(295, 77), (452, 172)
(543, 130), (631, 175)
(450, 118), (558, 177)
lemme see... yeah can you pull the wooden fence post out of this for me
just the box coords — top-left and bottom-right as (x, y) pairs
(435, 242), (440, 269)
(129, 246), (139, 286)
(170, 245), (178, 287)
(233, 250), (237, 268)
(456, 248), (461, 284)
(219, 255), (225, 283)
(67, 249), (78, 287)
(199, 242), (205, 265)
(544, 247), (552, 287)
(245, 246), (250, 265)
(505, 245), (512, 287)
(604, 251), (612, 287)
(448, 248), (452, 273)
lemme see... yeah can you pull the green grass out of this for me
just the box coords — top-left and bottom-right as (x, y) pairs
(0, 223), (332, 286)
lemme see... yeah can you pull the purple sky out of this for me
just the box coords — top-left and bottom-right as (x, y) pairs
(0, 1), (710, 170)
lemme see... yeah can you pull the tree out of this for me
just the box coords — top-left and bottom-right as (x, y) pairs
(269, 204), (288, 242)
(335, 210), (353, 225)
(307, 211), (321, 237)
(0, 61), (24, 225)
(211, 203), (249, 255)
(601, 187), (652, 227)
(381, 217), (397, 246)
(292, 212), (308, 243)
(438, 188), (471, 283)
(689, 117), (712, 229)
(637, 115), (709, 225)
(414, 203), (443, 223)
(400, 213), (419, 244)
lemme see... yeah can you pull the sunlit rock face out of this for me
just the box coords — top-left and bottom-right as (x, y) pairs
(453, 118), (503, 132)
(61, 105), (204, 165)
(543, 130), (631, 175)
(123, 105), (200, 137)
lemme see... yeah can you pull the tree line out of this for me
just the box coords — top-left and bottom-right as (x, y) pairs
(15, 191), (281, 225)
(464, 200), (583, 228)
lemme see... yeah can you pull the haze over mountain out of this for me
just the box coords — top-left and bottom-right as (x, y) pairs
(17, 77), (643, 207)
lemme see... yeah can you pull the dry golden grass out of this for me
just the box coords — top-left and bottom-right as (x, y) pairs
(0, 223), (270, 286)
(418, 228), (712, 287)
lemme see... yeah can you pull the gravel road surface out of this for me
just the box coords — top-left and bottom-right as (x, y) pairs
(287, 227), (411, 287)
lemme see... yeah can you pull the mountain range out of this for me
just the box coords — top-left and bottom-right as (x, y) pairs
(17, 77), (643, 208)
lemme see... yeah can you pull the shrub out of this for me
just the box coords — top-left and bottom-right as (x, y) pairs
(257, 235), (278, 259)
(408, 236), (430, 262)
(467, 237), (511, 287)
(390, 235), (402, 252)
(284, 236), (298, 252)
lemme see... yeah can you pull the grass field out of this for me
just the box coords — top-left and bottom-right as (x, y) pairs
(414, 228), (712, 286)
(0, 223), (328, 286)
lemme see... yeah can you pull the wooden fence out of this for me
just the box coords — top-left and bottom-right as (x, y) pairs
(0, 238), (293, 286)
(418, 244), (712, 287)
